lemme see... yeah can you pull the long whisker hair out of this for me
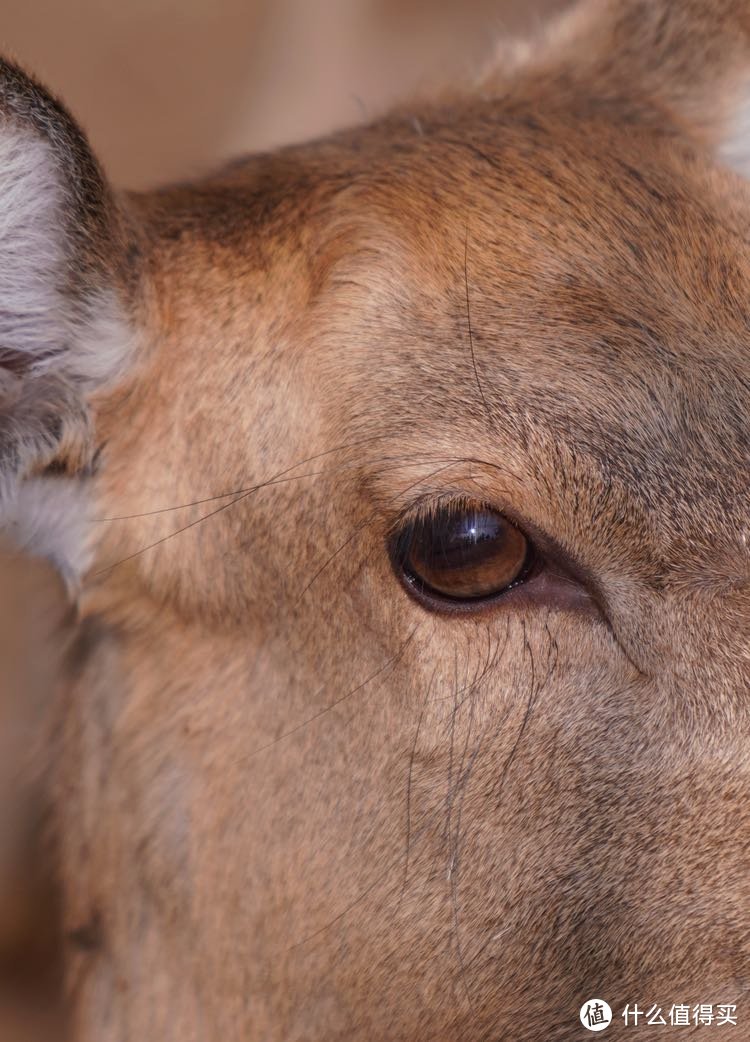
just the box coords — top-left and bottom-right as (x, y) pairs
(91, 434), (393, 522)
(92, 447), (487, 578)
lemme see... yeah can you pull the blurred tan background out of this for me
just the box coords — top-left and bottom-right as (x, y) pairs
(0, 0), (564, 189)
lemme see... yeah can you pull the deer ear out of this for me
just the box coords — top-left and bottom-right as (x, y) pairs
(502, 0), (750, 178)
(0, 59), (137, 470)
(0, 58), (139, 572)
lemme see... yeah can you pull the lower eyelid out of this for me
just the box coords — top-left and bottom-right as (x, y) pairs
(492, 568), (598, 614)
(395, 552), (596, 617)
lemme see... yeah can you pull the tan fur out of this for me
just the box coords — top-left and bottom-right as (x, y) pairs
(1, 1), (749, 1039)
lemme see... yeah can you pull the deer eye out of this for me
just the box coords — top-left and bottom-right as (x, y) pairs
(393, 500), (535, 604)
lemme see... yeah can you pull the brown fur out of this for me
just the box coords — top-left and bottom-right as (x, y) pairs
(0, 542), (72, 1042)
(1, 1), (749, 1039)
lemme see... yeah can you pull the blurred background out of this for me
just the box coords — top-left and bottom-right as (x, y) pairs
(0, 0), (565, 189)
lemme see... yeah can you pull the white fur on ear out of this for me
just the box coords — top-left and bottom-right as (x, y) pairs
(0, 61), (136, 595)
(0, 478), (91, 589)
(0, 130), (63, 366)
(0, 127), (132, 387)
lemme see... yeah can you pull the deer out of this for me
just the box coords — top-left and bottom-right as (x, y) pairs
(0, 1), (748, 1038)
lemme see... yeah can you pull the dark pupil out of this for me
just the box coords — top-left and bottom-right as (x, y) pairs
(402, 505), (529, 601)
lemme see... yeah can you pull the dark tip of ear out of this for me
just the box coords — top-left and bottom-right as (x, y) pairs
(0, 55), (121, 278)
(0, 57), (94, 161)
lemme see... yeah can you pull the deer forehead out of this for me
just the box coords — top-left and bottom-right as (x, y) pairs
(113, 112), (749, 570)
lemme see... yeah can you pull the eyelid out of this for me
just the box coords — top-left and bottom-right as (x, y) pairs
(390, 494), (587, 586)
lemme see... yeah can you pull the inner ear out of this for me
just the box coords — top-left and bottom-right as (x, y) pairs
(0, 57), (141, 551)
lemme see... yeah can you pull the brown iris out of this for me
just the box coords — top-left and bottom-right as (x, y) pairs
(395, 500), (533, 603)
